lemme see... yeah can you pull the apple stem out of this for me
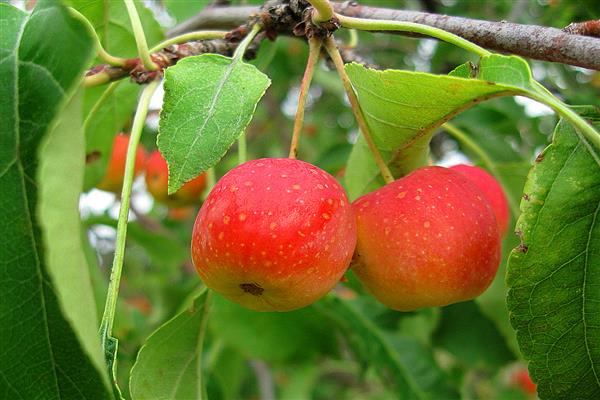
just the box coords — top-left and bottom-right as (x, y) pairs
(308, 0), (335, 23)
(238, 132), (247, 165)
(289, 36), (322, 159)
(98, 80), (159, 370)
(202, 168), (216, 201)
(123, 0), (159, 71)
(231, 23), (263, 166)
(323, 36), (395, 184)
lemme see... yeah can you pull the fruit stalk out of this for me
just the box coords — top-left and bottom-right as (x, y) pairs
(98, 80), (159, 358)
(308, 0), (335, 23)
(233, 23), (262, 165)
(123, 0), (158, 70)
(289, 36), (322, 159)
(323, 36), (395, 184)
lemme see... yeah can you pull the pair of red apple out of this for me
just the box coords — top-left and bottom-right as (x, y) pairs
(96, 134), (207, 210)
(191, 158), (508, 312)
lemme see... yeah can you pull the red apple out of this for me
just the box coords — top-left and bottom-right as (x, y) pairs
(145, 150), (207, 208)
(167, 206), (195, 221)
(191, 158), (356, 311)
(96, 133), (146, 193)
(352, 166), (501, 311)
(510, 368), (537, 396)
(450, 164), (510, 236)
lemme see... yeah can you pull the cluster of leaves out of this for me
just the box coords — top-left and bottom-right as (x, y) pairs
(1, 0), (599, 399)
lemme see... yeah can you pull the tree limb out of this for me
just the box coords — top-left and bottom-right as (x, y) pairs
(168, 2), (600, 70)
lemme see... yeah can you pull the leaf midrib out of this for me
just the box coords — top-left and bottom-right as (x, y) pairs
(174, 56), (241, 187)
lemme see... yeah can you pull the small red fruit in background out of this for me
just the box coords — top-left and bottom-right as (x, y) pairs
(97, 134), (146, 193)
(352, 166), (501, 311)
(167, 207), (195, 221)
(191, 158), (357, 311)
(450, 164), (510, 236)
(510, 368), (537, 396)
(145, 150), (207, 208)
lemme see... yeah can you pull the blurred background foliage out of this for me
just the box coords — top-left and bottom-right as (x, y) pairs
(76, 0), (600, 398)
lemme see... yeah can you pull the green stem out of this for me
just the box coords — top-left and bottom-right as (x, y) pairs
(347, 28), (358, 48)
(233, 23), (262, 61)
(149, 30), (228, 53)
(123, 0), (158, 70)
(323, 36), (395, 184)
(336, 14), (491, 58)
(289, 36), (322, 159)
(99, 80), (159, 354)
(308, 0), (334, 22)
(231, 24), (262, 166)
(528, 84), (600, 150)
(238, 133), (247, 165)
(69, 8), (128, 67)
(443, 122), (520, 218)
(202, 168), (216, 201)
(197, 290), (213, 400)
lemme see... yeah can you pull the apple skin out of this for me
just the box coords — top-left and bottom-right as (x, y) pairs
(97, 134), (146, 193)
(450, 164), (510, 236)
(510, 368), (537, 396)
(145, 150), (207, 208)
(351, 166), (501, 311)
(191, 158), (357, 312)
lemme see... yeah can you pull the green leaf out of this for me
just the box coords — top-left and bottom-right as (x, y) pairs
(129, 290), (211, 400)
(68, 0), (163, 58)
(38, 88), (110, 386)
(209, 293), (336, 363)
(434, 301), (514, 369)
(279, 365), (320, 400)
(158, 54), (271, 193)
(316, 295), (458, 399)
(344, 54), (598, 200)
(83, 81), (141, 190)
(507, 108), (600, 399)
(164, 0), (210, 23)
(344, 61), (510, 199)
(0, 1), (110, 398)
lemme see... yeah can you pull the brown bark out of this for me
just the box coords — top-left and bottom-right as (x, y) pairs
(167, 2), (600, 70)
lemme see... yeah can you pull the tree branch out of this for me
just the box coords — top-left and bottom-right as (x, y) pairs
(169, 2), (600, 70)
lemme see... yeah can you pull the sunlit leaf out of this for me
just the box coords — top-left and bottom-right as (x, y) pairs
(158, 54), (270, 193)
(344, 61), (511, 199)
(507, 108), (600, 399)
